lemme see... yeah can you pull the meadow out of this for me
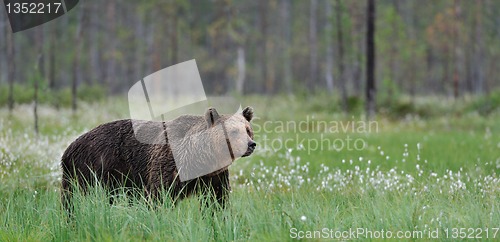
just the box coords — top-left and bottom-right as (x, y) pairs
(0, 95), (499, 241)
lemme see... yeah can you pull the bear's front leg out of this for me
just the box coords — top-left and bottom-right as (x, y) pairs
(200, 169), (230, 210)
(213, 169), (230, 208)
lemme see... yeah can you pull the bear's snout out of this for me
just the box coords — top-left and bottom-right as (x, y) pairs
(243, 140), (256, 157)
(248, 140), (256, 149)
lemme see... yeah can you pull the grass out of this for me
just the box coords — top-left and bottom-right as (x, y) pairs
(0, 95), (499, 241)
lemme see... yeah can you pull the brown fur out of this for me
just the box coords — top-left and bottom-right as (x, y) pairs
(61, 107), (255, 212)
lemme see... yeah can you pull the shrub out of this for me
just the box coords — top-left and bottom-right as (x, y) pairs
(0, 84), (107, 108)
(467, 90), (500, 116)
(346, 95), (363, 114)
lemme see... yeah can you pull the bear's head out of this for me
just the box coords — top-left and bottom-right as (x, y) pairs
(171, 106), (256, 181)
(205, 106), (256, 160)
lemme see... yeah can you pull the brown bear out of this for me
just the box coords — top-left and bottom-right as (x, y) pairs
(61, 106), (255, 212)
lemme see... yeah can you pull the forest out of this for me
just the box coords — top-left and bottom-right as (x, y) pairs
(1, 0), (499, 112)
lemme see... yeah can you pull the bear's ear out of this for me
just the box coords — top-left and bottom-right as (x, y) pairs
(205, 107), (220, 127)
(242, 106), (253, 122)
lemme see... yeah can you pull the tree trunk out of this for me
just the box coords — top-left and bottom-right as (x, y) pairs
(473, 0), (484, 94)
(48, 23), (56, 89)
(236, 47), (246, 94)
(169, 3), (178, 65)
(146, 13), (156, 76)
(34, 64), (39, 134)
(452, 0), (460, 99)
(34, 26), (45, 135)
(88, 1), (100, 86)
(34, 54), (41, 135)
(134, 12), (146, 86)
(349, 0), (364, 97)
(366, 0), (376, 119)
(72, 3), (86, 112)
(145, 11), (162, 97)
(106, 0), (117, 93)
(336, 0), (348, 112)
(403, 0), (416, 99)
(259, 0), (269, 94)
(388, 0), (400, 102)
(0, 9), (6, 84)
(353, 41), (363, 96)
(325, 0), (334, 94)
(280, 0), (293, 94)
(6, 20), (15, 112)
(308, 0), (318, 92)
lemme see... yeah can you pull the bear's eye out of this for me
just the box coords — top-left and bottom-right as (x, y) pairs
(246, 127), (251, 136)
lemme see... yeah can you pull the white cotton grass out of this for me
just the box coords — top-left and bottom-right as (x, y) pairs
(2, 105), (499, 200)
(0, 103), (127, 188)
(232, 144), (500, 198)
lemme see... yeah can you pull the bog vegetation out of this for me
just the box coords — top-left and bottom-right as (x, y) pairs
(0, 95), (499, 241)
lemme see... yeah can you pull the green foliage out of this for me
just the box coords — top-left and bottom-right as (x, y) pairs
(261, 88), (500, 119)
(77, 85), (107, 103)
(379, 95), (473, 119)
(0, 84), (106, 108)
(303, 91), (341, 114)
(346, 95), (363, 114)
(296, 91), (362, 115)
(467, 89), (500, 116)
(390, 98), (416, 117)
(378, 78), (400, 104)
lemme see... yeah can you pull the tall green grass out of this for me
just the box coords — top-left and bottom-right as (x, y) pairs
(0, 95), (499, 241)
(0, 181), (498, 241)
